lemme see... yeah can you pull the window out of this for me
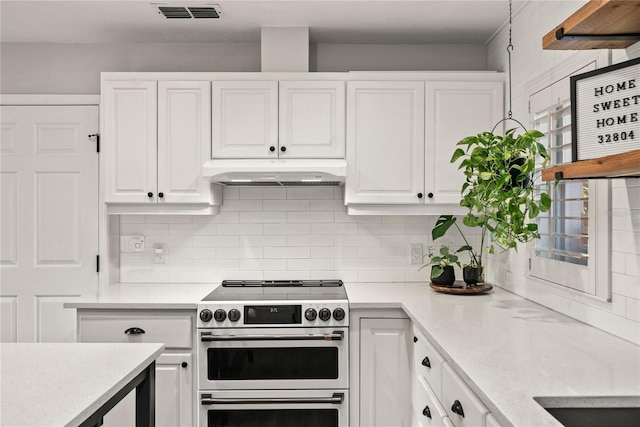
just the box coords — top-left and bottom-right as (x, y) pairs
(527, 59), (610, 299)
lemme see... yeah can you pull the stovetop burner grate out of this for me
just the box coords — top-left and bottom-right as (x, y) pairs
(222, 280), (343, 288)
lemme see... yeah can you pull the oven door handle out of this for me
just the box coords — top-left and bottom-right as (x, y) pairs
(200, 330), (344, 342)
(201, 393), (344, 405)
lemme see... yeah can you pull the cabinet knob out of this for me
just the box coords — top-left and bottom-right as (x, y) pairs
(422, 405), (432, 419)
(422, 356), (431, 368)
(124, 327), (145, 335)
(428, 192), (434, 198)
(451, 400), (465, 417)
(269, 146), (276, 152)
(147, 192), (153, 198)
(181, 362), (188, 368)
(280, 146), (287, 152)
(158, 192), (164, 198)
(417, 193), (423, 199)
(413, 336), (418, 343)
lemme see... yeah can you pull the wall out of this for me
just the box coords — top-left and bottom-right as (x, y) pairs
(486, 0), (640, 345)
(0, 42), (487, 94)
(119, 187), (481, 284)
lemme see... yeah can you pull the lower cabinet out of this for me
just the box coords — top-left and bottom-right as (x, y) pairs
(76, 310), (194, 427)
(352, 310), (412, 427)
(412, 325), (496, 427)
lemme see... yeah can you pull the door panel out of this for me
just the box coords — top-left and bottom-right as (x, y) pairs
(0, 105), (99, 342)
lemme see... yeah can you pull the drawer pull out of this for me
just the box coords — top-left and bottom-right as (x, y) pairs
(124, 327), (146, 335)
(421, 356), (431, 368)
(413, 336), (418, 343)
(451, 399), (465, 417)
(181, 362), (188, 368)
(422, 405), (432, 419)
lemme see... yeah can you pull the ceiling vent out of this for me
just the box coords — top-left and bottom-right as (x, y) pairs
(155, 4), (221, 19)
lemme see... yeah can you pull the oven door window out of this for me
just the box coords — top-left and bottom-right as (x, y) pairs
(207, 347), (338, 380)
(208, 409), (338, 427)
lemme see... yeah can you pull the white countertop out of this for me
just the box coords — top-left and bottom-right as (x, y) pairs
(346, 282), (640, 427)
(64, 283), (216, 309)
(0, 342), (164, 427)
(64, 281), (640, 426)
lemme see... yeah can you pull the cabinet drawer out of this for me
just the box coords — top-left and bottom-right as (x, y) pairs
(78, 311), (193, 349)
(413, 375), (448, 427)
(442, 362), (488, 427)
(413, 325), (445, 396)
(485, 413), (502, 427)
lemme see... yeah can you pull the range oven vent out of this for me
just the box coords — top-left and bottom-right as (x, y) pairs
(157, 4), (221, 19)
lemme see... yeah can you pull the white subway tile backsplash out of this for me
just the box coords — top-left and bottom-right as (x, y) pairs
(311, 246), (358, 259)
(264, 223), (311, 235)
(215, 247), (263, 259)
(264, 271), (310, 281)
(358, 246), (404, 259)
(287, 259), (335, 271)
(241, 235), (287, 247)
(239, 212), (287, 223)
(169, 223), (217, 236)
(264, 247), (310, 259)
(312, 223), (358, 235)
(121, 223), (169, 235)
(193, 212), (239, 223)
(287, 235), (335, 247)
(286, 211), (334, 223)
(221, 199), (263, 212)
(358, 223), (405, 235)
(193, 236), (240, 248)
(217, 224), (264, 236)
(358, 270), (405, 283)
(239, 259), (287, 271)
(310, 199), (344, 211)
(263, 199), (310, 211)
(286, 187), (335, 200)
(145, 215), (193, 224)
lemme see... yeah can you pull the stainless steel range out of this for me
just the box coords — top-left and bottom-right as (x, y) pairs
(196, 280), (349, 427)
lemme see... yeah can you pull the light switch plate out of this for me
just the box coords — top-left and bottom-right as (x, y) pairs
(121, 235), (145, 252)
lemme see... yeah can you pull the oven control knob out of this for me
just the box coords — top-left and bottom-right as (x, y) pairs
(213, 309), (226, 322)
(333, 308), (346, 321)
(305, 308), (317, 321)
(319, 308), (331, 321)
(200, 309), (213, 322)
(228, 309), (241, 322)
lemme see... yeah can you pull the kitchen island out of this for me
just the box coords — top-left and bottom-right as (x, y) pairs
(66, 282), (640, 426)
(0, 342), (164, 427)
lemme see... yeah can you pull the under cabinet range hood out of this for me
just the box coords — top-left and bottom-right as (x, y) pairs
(202, 159), (347, 186)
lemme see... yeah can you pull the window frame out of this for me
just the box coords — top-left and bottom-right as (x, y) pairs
(525, 53), (611, 301)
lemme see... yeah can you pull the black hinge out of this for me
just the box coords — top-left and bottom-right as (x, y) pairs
(96, 255), (100, 273)
(88, 133), (100, 152)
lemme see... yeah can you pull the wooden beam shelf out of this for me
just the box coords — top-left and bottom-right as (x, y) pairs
(543, 0), (640, 50)
(541, 149), (640, 180)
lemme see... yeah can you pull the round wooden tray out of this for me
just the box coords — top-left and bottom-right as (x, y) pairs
(429, 281), (493, 295)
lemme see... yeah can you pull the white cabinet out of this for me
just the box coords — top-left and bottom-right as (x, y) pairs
(425, 81), (503, 204)
(211, 81), (278, 159)
(442, 362), (489, 427)
(359, 317), (413, 427)
(77, 310), (195, 427)
(104, 80), (214, 204)
(346, 81), (426, 204)
(212, 80), (345, 159)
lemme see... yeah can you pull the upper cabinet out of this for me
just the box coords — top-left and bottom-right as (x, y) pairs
(425, 81), (503, 205)
(103, 80), (215, 205)
(346, 81), (425, 204)
(345, 77), (503, 209)
(211, 80), (345, 159)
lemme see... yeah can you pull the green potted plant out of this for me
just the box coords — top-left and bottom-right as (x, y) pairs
(419, 244), (460, 286)
(431, 215), (481, 285)
(437, 128), (552, 281)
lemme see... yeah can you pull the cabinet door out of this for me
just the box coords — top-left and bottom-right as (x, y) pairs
(103, 81), (158, 203)
(279, 81), (345, 158)
(102, 352), (193, 427)
(346, 81), (425, 204)
(158, 81), (212, 204)
(360, 317), (412, 427)
(212, 81), (278, 158)
(425, 81), (503, 204)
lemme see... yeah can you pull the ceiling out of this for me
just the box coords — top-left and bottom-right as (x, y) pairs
(0, 0), (523, 45)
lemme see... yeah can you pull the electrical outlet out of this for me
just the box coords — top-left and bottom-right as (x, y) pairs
(153, 245), (167, 264)
(410, 244), (423, 265)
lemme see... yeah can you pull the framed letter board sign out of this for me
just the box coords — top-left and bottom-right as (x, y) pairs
(571, 57), (640, 162)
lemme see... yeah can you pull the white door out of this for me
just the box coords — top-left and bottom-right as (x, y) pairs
(346, 81), (425, 204)
(158, 81), (212, 204)
(211, 81), (278, 158)
(103, 80), (158, 203)
(425, 81), (503, 204)
(359, 318), (412, 427)
(0, 105), (99, 342)
(279, 81), (346, 158)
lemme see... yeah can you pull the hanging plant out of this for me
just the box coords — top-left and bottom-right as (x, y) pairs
(450, 128), (552, 254)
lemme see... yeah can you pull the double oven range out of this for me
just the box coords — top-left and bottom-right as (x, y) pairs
(197, 280), (349, 427)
